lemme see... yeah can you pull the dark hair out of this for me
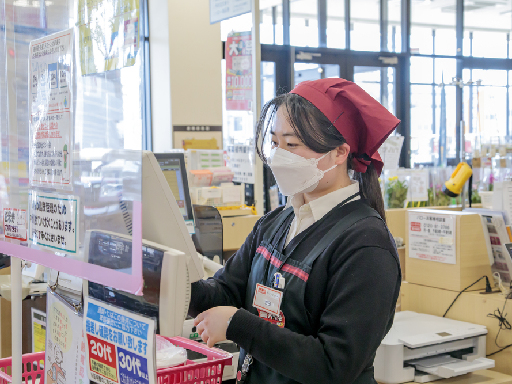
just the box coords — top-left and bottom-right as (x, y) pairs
(256, 93), (386, 221)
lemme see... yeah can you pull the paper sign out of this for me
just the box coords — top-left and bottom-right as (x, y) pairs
(31, 308), (46, 353)
(226, 144), (255, 183)
(210, 0), (251, 24)
(85, 297), (156, 384)
(29, 29), (73, 187)
(3, 208), (27, 241)
(222, 187), (241, 203)
(408, 169), (430, 202)
(378, 135), (404, 171)
(28, 192), (79, 253)
(46, 289), (89, 384)
(203, 188), (222, 199)
(408, 212), (457, 264)
(225, 32), (252, 111)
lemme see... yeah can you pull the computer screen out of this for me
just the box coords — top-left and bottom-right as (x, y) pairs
(154, 153), (193, 222)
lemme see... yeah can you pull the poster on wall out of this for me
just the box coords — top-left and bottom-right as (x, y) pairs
(173, 125), (223, 150)
(85, 297), (156, 384)
(45, 289), (89, 384)
(28, 191), (79, 254)
(226, 31), (252, 111)
(226, 144), (255, 184)
(408, 211), (457, 264)
(78, 0), (140, 75)
(29, 29), (73, 188)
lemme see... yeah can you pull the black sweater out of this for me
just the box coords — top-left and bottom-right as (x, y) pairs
(189, 200), (401, 384)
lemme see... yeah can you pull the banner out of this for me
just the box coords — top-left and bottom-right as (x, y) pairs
(226, 32), (252, 111)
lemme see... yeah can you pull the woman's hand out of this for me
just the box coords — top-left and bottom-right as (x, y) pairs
(194, 306), (238, 348)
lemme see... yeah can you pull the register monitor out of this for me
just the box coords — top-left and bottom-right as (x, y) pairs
(154, 153), (194, 222)
(84, 230), (189, 337)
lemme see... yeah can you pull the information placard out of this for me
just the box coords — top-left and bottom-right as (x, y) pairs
(29, 29), (73, 188)
(408, 211), (457, 264)
(226, 144), (255, 183)
(210, 0), (251, 24)
(225, 32), (252, 111)
(31, 308), (46, 353)
(28, 191), (79, 253)
(3, 208), (27, 241)
(85, 297), (156, 384)
(45, 289), (89, 384)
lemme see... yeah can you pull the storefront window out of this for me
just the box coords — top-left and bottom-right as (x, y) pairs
(327, 0), (345, 49)
(464, 0), (511, 58)
(351, 0), (380, 51)
(410, 58), (457, 167)
(411, 0), (456, 56)
(290, 0), (319, 47)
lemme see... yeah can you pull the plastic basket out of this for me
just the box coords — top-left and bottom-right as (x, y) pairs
(0, 336), (232, 384)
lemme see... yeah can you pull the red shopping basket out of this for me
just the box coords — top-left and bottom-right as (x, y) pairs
(0, 336), (232, 384)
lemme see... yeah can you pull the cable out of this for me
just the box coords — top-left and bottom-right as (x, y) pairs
(443, 276), (491, 318)
(487, 293), (512, 357)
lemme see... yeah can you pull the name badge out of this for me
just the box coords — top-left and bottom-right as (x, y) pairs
(252, 283), (283, 316)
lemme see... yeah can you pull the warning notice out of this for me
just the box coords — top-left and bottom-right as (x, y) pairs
(408, 212), (456, 264)
(28, 192), (79, 253)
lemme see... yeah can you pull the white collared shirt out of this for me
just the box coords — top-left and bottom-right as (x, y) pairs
(284, 181), (360, 246)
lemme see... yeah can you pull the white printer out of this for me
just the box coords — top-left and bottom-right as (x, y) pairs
(375, 311), (495, 383)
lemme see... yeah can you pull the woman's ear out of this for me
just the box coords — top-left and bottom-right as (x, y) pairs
(334, 143), (351, 165)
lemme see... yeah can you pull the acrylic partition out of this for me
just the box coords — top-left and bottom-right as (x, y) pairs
(0, 0), (144, 294)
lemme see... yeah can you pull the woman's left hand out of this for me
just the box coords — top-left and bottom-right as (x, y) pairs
(194, 306), (238, 348)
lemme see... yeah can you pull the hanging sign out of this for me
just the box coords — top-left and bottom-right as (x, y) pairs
(408, 211), (457, 264)
(85, 297), (156, 384)
(28, 192), (79, 253)
(3, 208), (27, 241)
(226, 31), (252, 111)
(29, 29), (73, 188)
(226, 144), (255, 184)
(210, 0), (251, 24)
(45, 288), (89, 384)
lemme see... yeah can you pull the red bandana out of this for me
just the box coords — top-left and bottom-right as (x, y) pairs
(290, 78), (400, 174)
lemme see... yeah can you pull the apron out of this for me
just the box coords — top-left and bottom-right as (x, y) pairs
(237, 196), (385, 384)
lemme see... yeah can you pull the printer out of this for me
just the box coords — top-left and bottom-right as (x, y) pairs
(375, 311), (495, 383)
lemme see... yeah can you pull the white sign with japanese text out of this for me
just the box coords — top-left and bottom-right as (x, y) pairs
(46, 289), (89, 384)
(28, 191), (79, 253)
(85, 297), (156, 384)
(378, 135), (404, 171)
(408, 211), (457, 264)
(3, 208), (27, 241)
(29, 29), (73, 188)
(226, 144), (255, 184)
(210, 0), (251, 24)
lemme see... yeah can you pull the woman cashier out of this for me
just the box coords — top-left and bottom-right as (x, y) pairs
(190, 78), (402, 384)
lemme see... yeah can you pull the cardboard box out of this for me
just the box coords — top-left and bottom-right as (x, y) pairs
(222, 215), (261, 251)
(401, 282), (512, 376)
(405, 209), (493, 292)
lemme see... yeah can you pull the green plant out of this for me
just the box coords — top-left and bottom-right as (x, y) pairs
(386, 177), (409, 209)
(471, 189), (481, 204)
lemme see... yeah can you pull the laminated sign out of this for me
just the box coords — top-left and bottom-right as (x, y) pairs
(408, 212), (457, 264)
(225, 31), (252, 111)
(85, 297), (156, 384)
(29, 29), (74, 188)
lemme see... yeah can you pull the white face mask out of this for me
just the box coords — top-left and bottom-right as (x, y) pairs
(268, 147), (337, 196)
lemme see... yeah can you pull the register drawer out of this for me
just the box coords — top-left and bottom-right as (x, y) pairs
(409, 355), (495, 379)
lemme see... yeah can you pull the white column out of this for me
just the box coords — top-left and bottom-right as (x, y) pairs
(252, 0), (264, 215)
